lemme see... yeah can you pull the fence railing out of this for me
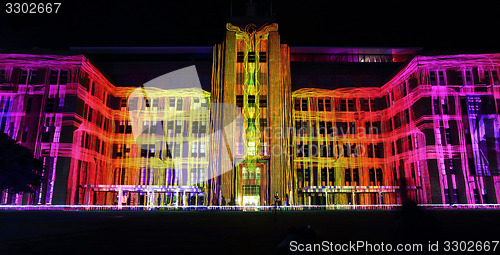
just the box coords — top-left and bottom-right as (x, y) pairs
(0, 204), (500, 211)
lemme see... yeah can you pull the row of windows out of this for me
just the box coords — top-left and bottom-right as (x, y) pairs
(136, 168), (206, 186)
(0, 68), (69, 85)
(81, 132), (107, 155)
(429, 69), (499, 86)
(296, 167), (383, 186)
(116, 120), (208, 135)
(83, 104), (111, 132)
(235, 95), (267, 107)
(236, 52), (266, 63)
(296, 142), (384, 158)
(295, 121), (382, 136)
(124, 97), (208, 111)
(115, 142), (207, 159)
(294, 97), (387, 112)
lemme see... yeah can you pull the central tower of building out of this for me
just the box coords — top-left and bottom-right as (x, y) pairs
(210, 23), (293, 206)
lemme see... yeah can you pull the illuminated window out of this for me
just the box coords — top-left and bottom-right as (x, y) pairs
(176, 98), (183, 111)
(438, 70), (445, 85)
(259, 52), (266, 62)
(259, 95), (267, 107)
(241, 167), (248, 180)
(50, 70), (58, 84)
(236, 95), (244, 107)
(465, 70), (473, 85)
(248, 95), (256, 106)
(248, 142), (256, 156)
(318, 98), (324, 111)
(325, 98), (332, 111)
(175, 120), (182, 134)
(148, 168), (154, 184)
(340, 99), (347, 111)
(200, 121), (207, 133)
(192, 121), (199, 134)
(294, 98), (300, 111)
(248, 52), (255, 62)
(237, 52), (244, 62)
(149, 144), (155, 157)
(19, 70), (28, 84)
(430, 70), (437, 85)
(492, 70), (499, 85)
(199, 143), (206, 157)
(347, 99), (355, 111)
(191, 143), (198, 157)
(301, 98), (308, 111)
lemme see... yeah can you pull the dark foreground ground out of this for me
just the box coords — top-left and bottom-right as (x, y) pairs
(1, 208), (500, 254)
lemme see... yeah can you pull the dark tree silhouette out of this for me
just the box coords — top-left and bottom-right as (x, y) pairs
(0, 132), (43, 193)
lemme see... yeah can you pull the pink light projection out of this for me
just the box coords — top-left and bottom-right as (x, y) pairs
(0, 51), (499, 208)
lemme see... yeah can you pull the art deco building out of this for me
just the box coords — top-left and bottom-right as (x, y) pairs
(0, 22), (499, 206)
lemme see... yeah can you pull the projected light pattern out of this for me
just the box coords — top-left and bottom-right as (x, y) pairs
(1, 27), (500, 207)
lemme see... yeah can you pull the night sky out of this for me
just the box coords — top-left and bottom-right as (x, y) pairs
(1, 0), (500, 52)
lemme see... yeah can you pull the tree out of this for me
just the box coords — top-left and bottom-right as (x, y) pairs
(0, 132), (43, 194)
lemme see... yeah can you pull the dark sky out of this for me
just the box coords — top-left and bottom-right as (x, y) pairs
(1, 0), (500, 52)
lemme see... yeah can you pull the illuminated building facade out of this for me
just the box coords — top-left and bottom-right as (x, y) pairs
(1, 23), (500, 206)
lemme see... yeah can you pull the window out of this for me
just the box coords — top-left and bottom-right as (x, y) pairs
(192, 121), (199, 134)
(192, 143), (198, 157)
(349, 122), (356, 134)
(465, 70), (473, 85)
(367, 144), (373, 158)
(21, 126), (28, 142)
(176, 98), (183, 111)
(436, 129), (442, 145)
(175, 121), (182, 134)
(301, 98), (308, 111)
(438, 70), (445, 85)
(345, 169), (351, 184)
(19, 70), (28, 84)
(237, 52), (244, 62)
(294, 98), (300, 111)
(492, 70), (499, 85)
(376, 168), (383, 184)
(199, 143), (206, 157)
(340, 99), (347, 111)
(360, 98), (370, 111)
(242, 168), (248, 179)
(248, 52), (255, 62)
(372, 121), (381, 134)
(347, 99), (355, 111)
(433, 99), (440, 114)
(247, 95), (256, 106)
(0, 69), (6, 83)
(259, 95), (267, 107)
(236, 95), (244, 107)
(174, 143), (181, 157)
(430, 70), (437, 85)
(200, 121), (207, 133)
(445, 128), (451, 145)
(325, 98), (332, 111)
(50, 70), (59, 84)
(259, 52), (266, 62)
(318, 98), (324, 111)
(149, 144), (155, 157)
